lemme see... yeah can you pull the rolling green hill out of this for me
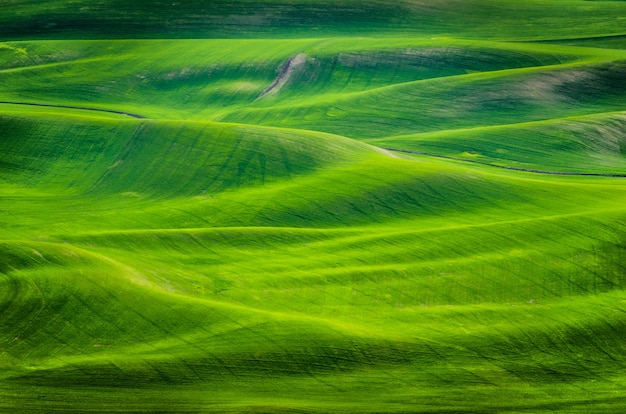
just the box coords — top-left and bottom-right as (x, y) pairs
(2, 0), (626, 40)
(2, 1), (626, 413)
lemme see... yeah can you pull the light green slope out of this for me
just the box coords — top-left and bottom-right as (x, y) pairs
(219, 56), (626, 137)
(2, 38), (626, 174)
(371, 111), (626, 174)
(2, 1), (626, 412)
(3, 235), (626, 413)
(0, 38), (586, 118)
(2, 108), (626, 412)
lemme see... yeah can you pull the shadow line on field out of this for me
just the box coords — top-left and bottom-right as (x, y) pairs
(383, 147), (626, 178)
(0, 101), (146, 119)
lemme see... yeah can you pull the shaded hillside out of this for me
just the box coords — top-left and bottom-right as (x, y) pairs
(2, 1), (626, 413)
(1, 0), (626, 40)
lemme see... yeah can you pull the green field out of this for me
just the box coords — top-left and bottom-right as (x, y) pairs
(2, 1), (626, 412)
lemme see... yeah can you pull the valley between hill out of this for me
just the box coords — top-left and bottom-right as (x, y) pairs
(2, 1), (626, 413)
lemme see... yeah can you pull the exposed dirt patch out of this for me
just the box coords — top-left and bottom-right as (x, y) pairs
(256, 52), (309, 100)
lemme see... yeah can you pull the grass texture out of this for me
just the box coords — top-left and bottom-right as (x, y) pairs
(2, 1), (626, 413)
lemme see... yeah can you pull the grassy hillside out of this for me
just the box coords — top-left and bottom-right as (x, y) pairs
(2, 0), (626, 40)
(2, 1), (626, 413)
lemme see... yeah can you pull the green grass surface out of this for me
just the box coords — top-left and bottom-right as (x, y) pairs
(2, 0), (626, 40)
(2, 1), (626, 413)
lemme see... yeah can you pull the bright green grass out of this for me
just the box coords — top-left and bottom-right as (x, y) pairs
(2, 107), (626, 412)
(0, 38), (592, 119)
(2, 1), (626, 412)
(370, 111), (626, 174)
(3, 38), (625, 174)
(219, 56), (626, 137)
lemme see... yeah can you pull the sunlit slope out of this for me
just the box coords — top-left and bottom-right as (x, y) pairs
(2, 110), (626, 411)
(2, 110), (626, 306)
(2, 1), (626, 411)
(221, 57), (626, 137)
(2, 0), (626, 40)
(0, 39), (583, 118)
(2, 219), (626, 412)
(3, 110), (626, 233)
(373, 111), (626, 174)
(4, 109), (626, 293)
(58, 209), (626, 312)
(2, 38), (626, 174)
(0, 111), (373, 197)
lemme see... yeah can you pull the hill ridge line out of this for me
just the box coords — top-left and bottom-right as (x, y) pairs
(0, 101), (145, 119)
(367, 110), (626, 141)
(383, 147), (626, 177)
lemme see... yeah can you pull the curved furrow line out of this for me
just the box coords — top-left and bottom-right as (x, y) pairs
(384, 147), (626, 177)
(0, 101), (145, 119)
